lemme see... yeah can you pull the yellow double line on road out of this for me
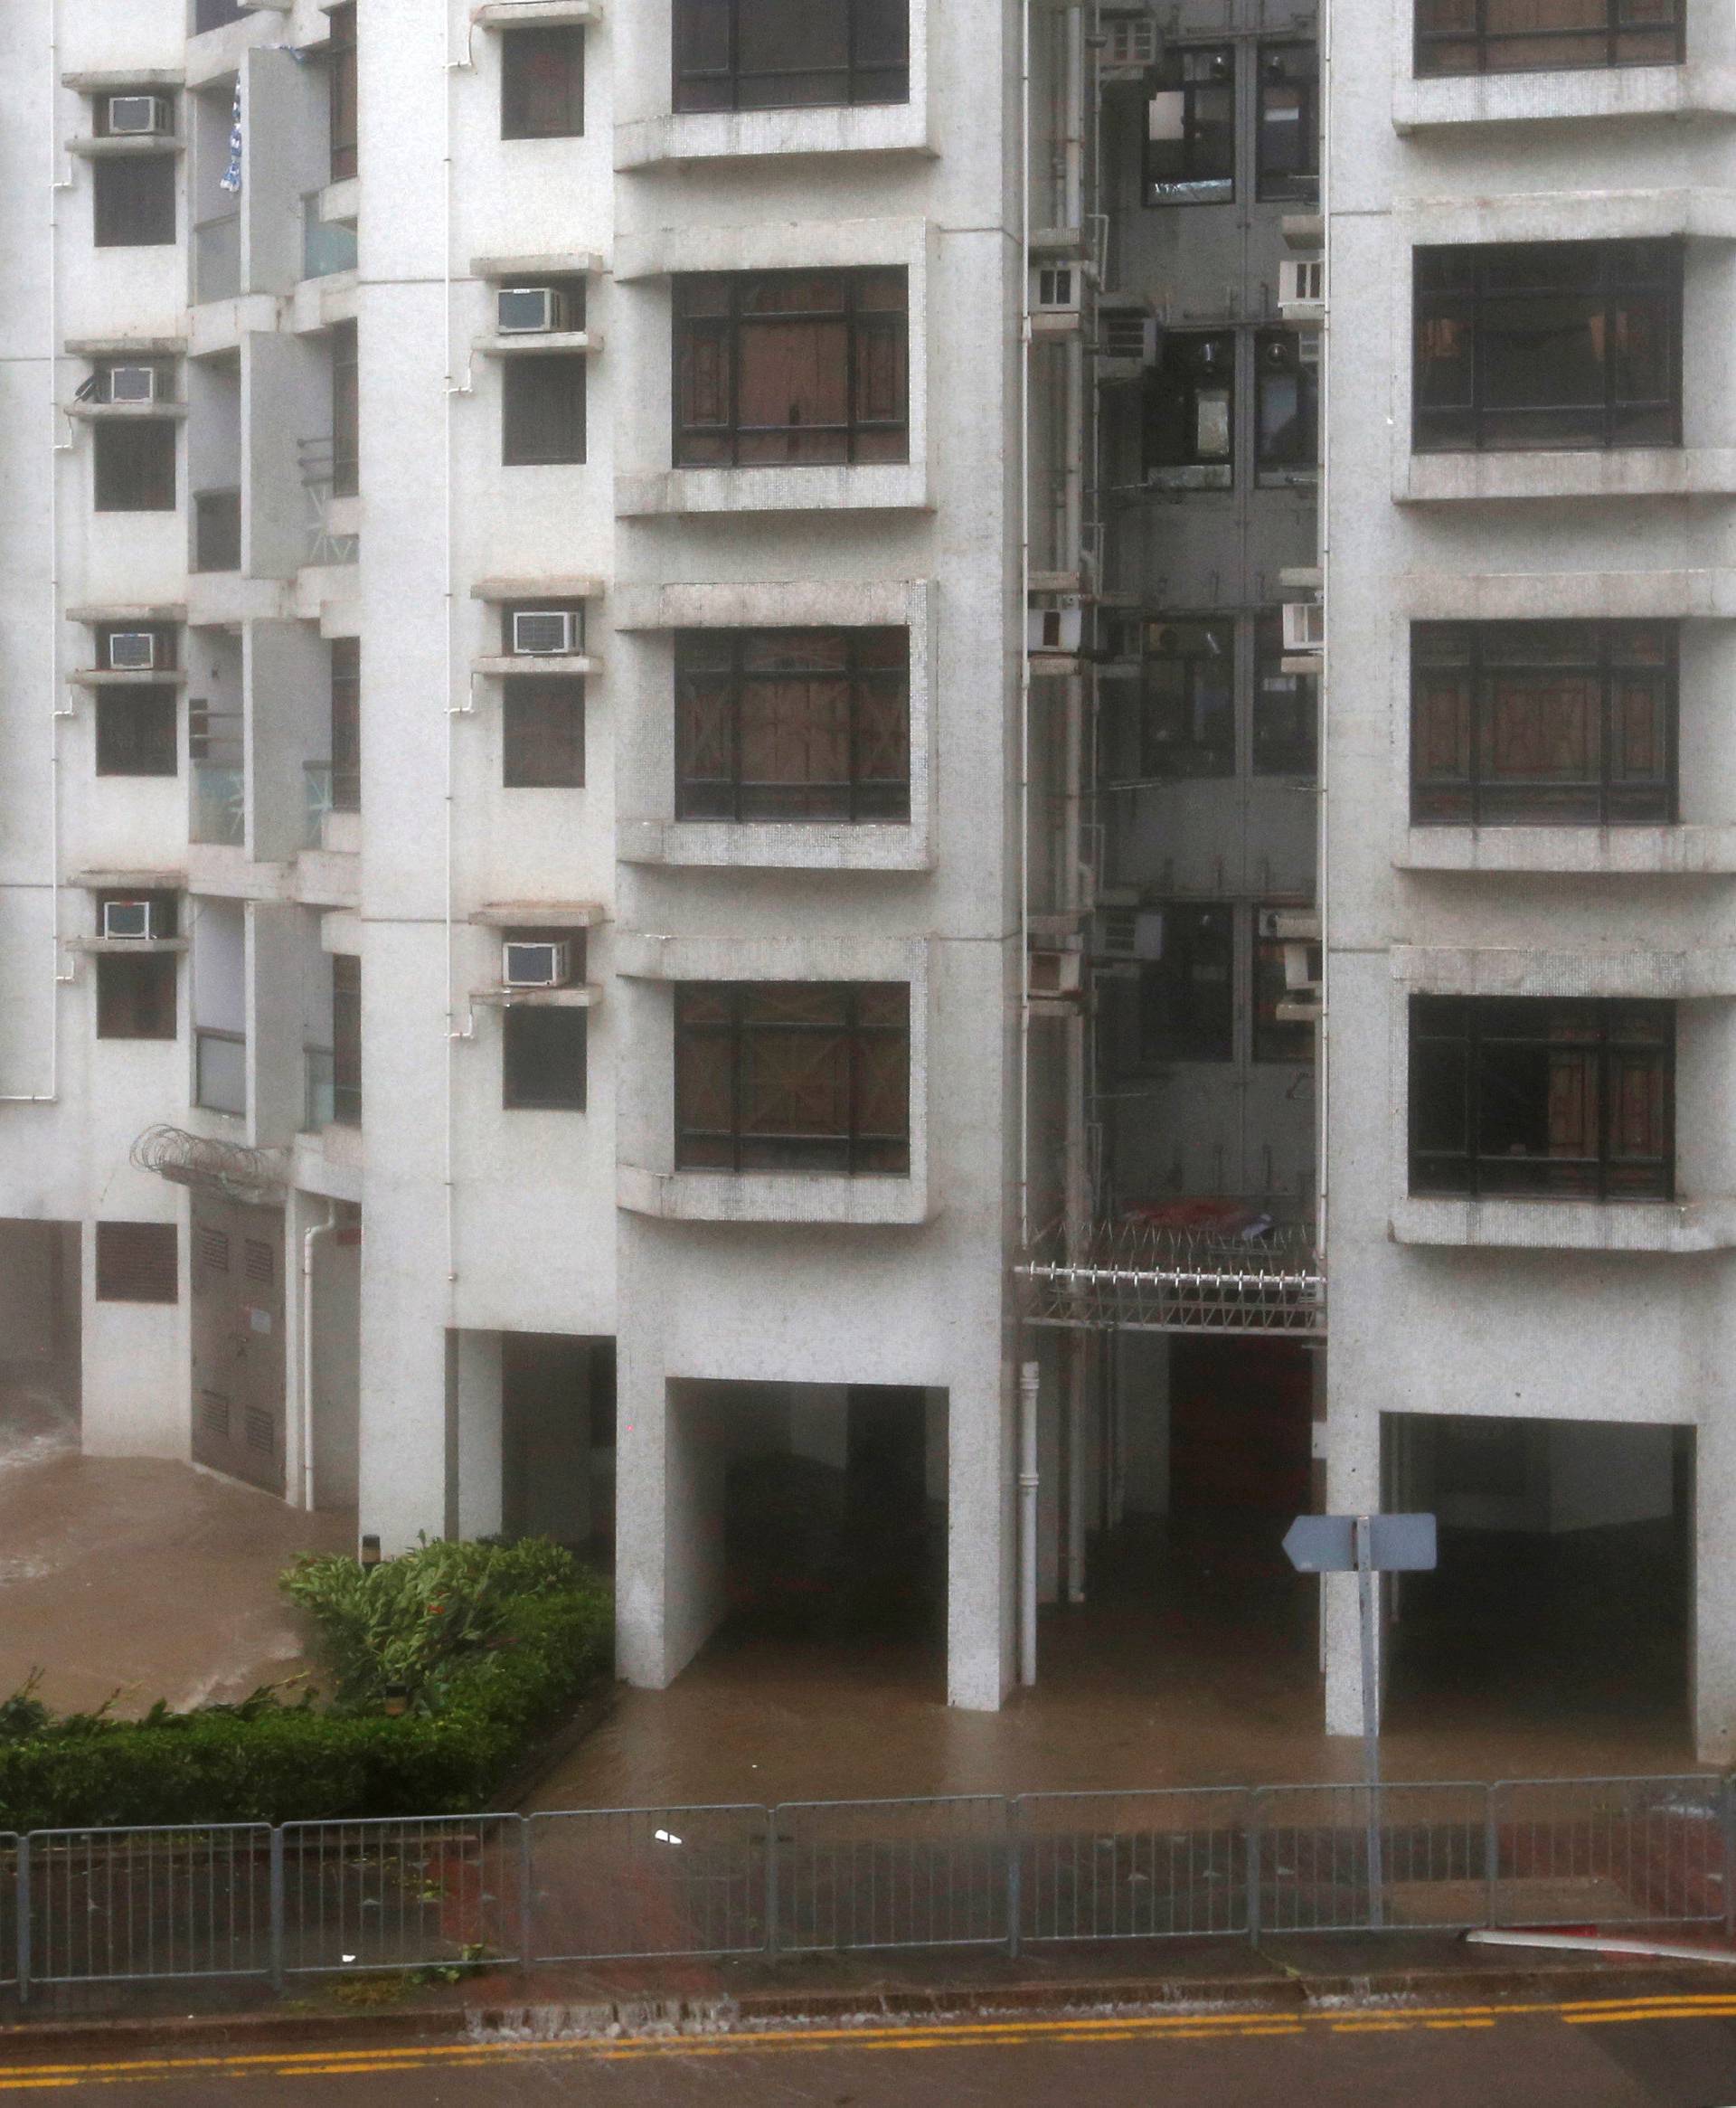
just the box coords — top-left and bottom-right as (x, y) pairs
(4, 1990), (1736, 2090)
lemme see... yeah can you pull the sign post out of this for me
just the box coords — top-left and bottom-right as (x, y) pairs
(1282, 1511), (1437, 1928)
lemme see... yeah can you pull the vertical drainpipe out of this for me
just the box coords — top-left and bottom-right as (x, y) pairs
(300, 1201), (337, 1510)
(1019, 1359), (1041, 1685)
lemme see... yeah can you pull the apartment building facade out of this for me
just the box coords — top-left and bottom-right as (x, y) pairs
(5, 0), (1733, 1760)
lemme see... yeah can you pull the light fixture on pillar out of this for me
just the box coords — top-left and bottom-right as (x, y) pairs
(360, 1534), (382, 1569)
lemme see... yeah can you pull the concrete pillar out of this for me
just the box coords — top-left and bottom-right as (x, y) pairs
(1695, 1404), (1736, 1763)
(617, 1365), (729, 1690)
(614, 1348), (668, 1687)
(947, 1366), (1013, 1710)
(357, 1231), (447, 1553)
(1324, 1397), (1383, 1736)
(455, 1329), (503, 1539)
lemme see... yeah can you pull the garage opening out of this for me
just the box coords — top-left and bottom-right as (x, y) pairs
(501, 1334), (615, 1574)
(1382, 1413), (1691, 1734)
(0, 1221), (80, 1458)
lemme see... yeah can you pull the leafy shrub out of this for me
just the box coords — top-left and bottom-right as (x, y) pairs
(0, 1539), (611, 1830)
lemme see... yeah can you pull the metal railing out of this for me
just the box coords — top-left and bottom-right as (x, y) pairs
(1017, 1215), (1326, 1335)
(4, 1777), (1730, 1999)
(302, 195), (359, 282)
(193, 1027), (247, 1118)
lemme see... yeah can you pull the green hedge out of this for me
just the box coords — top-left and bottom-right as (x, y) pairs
(0, 1541), (612, 1831)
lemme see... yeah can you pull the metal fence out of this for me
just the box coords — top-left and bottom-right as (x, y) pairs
(4, 1776), (1731, 1999)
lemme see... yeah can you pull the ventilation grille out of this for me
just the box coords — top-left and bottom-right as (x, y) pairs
(244, 1408), (275, 1455)
(244, 1239), (274, 1285)
(201, 1392), (231, 1438)
(198, 1227), (231, 1274)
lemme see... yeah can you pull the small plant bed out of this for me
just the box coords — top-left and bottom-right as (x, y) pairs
(0, 1538), (610, 1829)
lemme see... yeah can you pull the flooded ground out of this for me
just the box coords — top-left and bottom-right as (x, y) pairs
(534, 1518), (1698, 1810)
(0, 1375), (353, 1717)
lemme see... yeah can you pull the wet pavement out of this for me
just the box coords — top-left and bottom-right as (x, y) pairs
(534, 1519), (1700, 1810)
(0, 1378), (353, 1716)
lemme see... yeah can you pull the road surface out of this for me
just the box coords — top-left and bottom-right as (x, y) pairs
(7, 1988), (1736, 2103)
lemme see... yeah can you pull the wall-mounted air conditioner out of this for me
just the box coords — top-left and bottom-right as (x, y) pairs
(497, 287), (569, 335)
(107, 631), (156, 671)
(106, 365), (157, 406)
(502, 940), (571, 989)
(1028, 598), (1084, 655)
(1257, 907), (1320, 943)
(1278, 258), (1325, 317)
(1281, 601), (1326, 654)
(108, 94), (173, 137)
(1097, 907), (1165, 962)
(1099, 14), (1160, 70)
(1029, 947), (1084, 999)
(102, 900), (158, 941)
(511, 610), (576, 656)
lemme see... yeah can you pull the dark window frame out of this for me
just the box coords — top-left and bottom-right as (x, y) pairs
(1255, 329), (1318, 484)
(1143, 44), (1235, 205)
(331, 953), (361, 1127)
(97, 953), (178, 1041)
(327, 3), (358, 182)
(502, 936), (589, 1112)
(1411, 619), (1677, 826)
(330, 320), (359, 498)
(1413, 238), (1683, 454)
(330, 636), (361, 811)
(502, 352), (588, 467)
(1136, 903), (1235, 1065)
(96, 687), (179, 778)
(674, 268), (909, 468)
(673, 0), (910, 113)
(675, 980), (911, 1175)
(1137, 617), (1236, 780)
(1409, 995), (1675, 1201)
(501, 24), (586, 137)
(95, 1221), (178, 1303)
(1255, 43), (1319, 203)
(93, 419), (177, 513)
(1252, 910), (1316, 1065)
(93, 155), (175, 247)
(1253, 611), (1319, 779)
(1414, 0), (1683, 78)
(1145, 330), (1236, 488)
(675, 626), (910, 821)
(503, 675), (586, 789)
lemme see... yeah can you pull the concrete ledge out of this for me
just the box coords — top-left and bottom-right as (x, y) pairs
(1392, 568), (1736, 619)
(613, 579), (920, 629)
(1396, 185), (1736, 246)
(617, 1162), (930, 1225)
(1398, 826), (1736, 874)
(617, 103), (932, 172)
(616, 462), (930, 517)
(1397, 449), (1736, 504)
(186, 574), (291, 629)
(1393, 63), (1736, 132)
(1391, 1195), (1736, 1250)
(1392, 943), (1736, 997)
(618, 818), (933, 873)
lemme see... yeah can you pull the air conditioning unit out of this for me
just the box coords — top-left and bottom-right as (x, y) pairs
(511, 610), (576, 656)
(107, 631), (156, 672)
(106, 365), (157, 406)
(1282, 601), (1326, 654)
(497, 287), (569, 335)
(1278, 258), (1325, 311)
(1028, 599), (1084, 655)
(1029, 947), (1084, 999)
(1257, 907), (1320, 943)
(102, 899), (158, 941)
(1097, 907), (1165, 962)
(1097, 304), (1162, 368)
(502, 939), (571, 989)
(1099, 14), (1160, 70)
(108, 94), (173, 137)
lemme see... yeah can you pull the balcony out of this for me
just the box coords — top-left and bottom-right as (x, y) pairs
(190, 759), (244, 846)
(1016, 1214), (1326, 1336)
(193, 488), (241, 573)
(193, 213), (240, 305)
(193, 1027), (246, 1117)
(302, 195), (359, 282)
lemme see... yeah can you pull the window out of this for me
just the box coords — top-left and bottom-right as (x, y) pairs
(193, 0), (247, 30)
(193, 488), (241, 572)
(1145, 331), (1234, 489)
(1253, 613), (1318, 778)
(330, 637), (360, 811)
(675, 628), (910, 820)
(1139, 619), (1235, 780)
(1253, 914), (1316, 1063)
(1256, 44), (1318, 202)
(95, 1222), (177, 1303)
(331, 321), (358, 498)
(1410, 996), (1673, 1200)
(502, 25), (584, 137)
(93, 157), (175, 247)
(503, 677), (586, 788)
(504, 1007), (588, 1111)
(1414, 240), (1682, 453)
(327, 4), (358, 182)
(332, 954), (361, 1126)
(1411, 620), (1675, 825)
(93, 421), (176, 512)
(1255, 331), (1317, 484)
(1144, 46), (1234, 205)
(97, 689), (178, 777)
(98, 955), (177, 1040)
(675, 982), (910, 1174)
(1137, 904), (1234, 1063)
(675, 269), (909, 468)
(503, 354), (587, 466)
(1415, 0), (1682, 75)
(674, 0), (910, 112)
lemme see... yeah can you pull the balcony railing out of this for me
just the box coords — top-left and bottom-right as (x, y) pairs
(192, 213), (240, 304)
(193, 487), (241, 573)
(304, 1046), (361, 1130)
(190, 759), (245, 846)
(302, 195), (358, 281)
(193, 1028), (247, 1118)
(303, 761), (360, 849)
(1016, 1214), (1326, 1336)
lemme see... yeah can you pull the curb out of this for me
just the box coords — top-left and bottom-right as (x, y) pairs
(0, 1954), (1727, 2062)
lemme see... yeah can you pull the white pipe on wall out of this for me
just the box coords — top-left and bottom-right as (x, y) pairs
(1019, 1358), (1041, 1685)
(300, 1201), (338, 1510)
